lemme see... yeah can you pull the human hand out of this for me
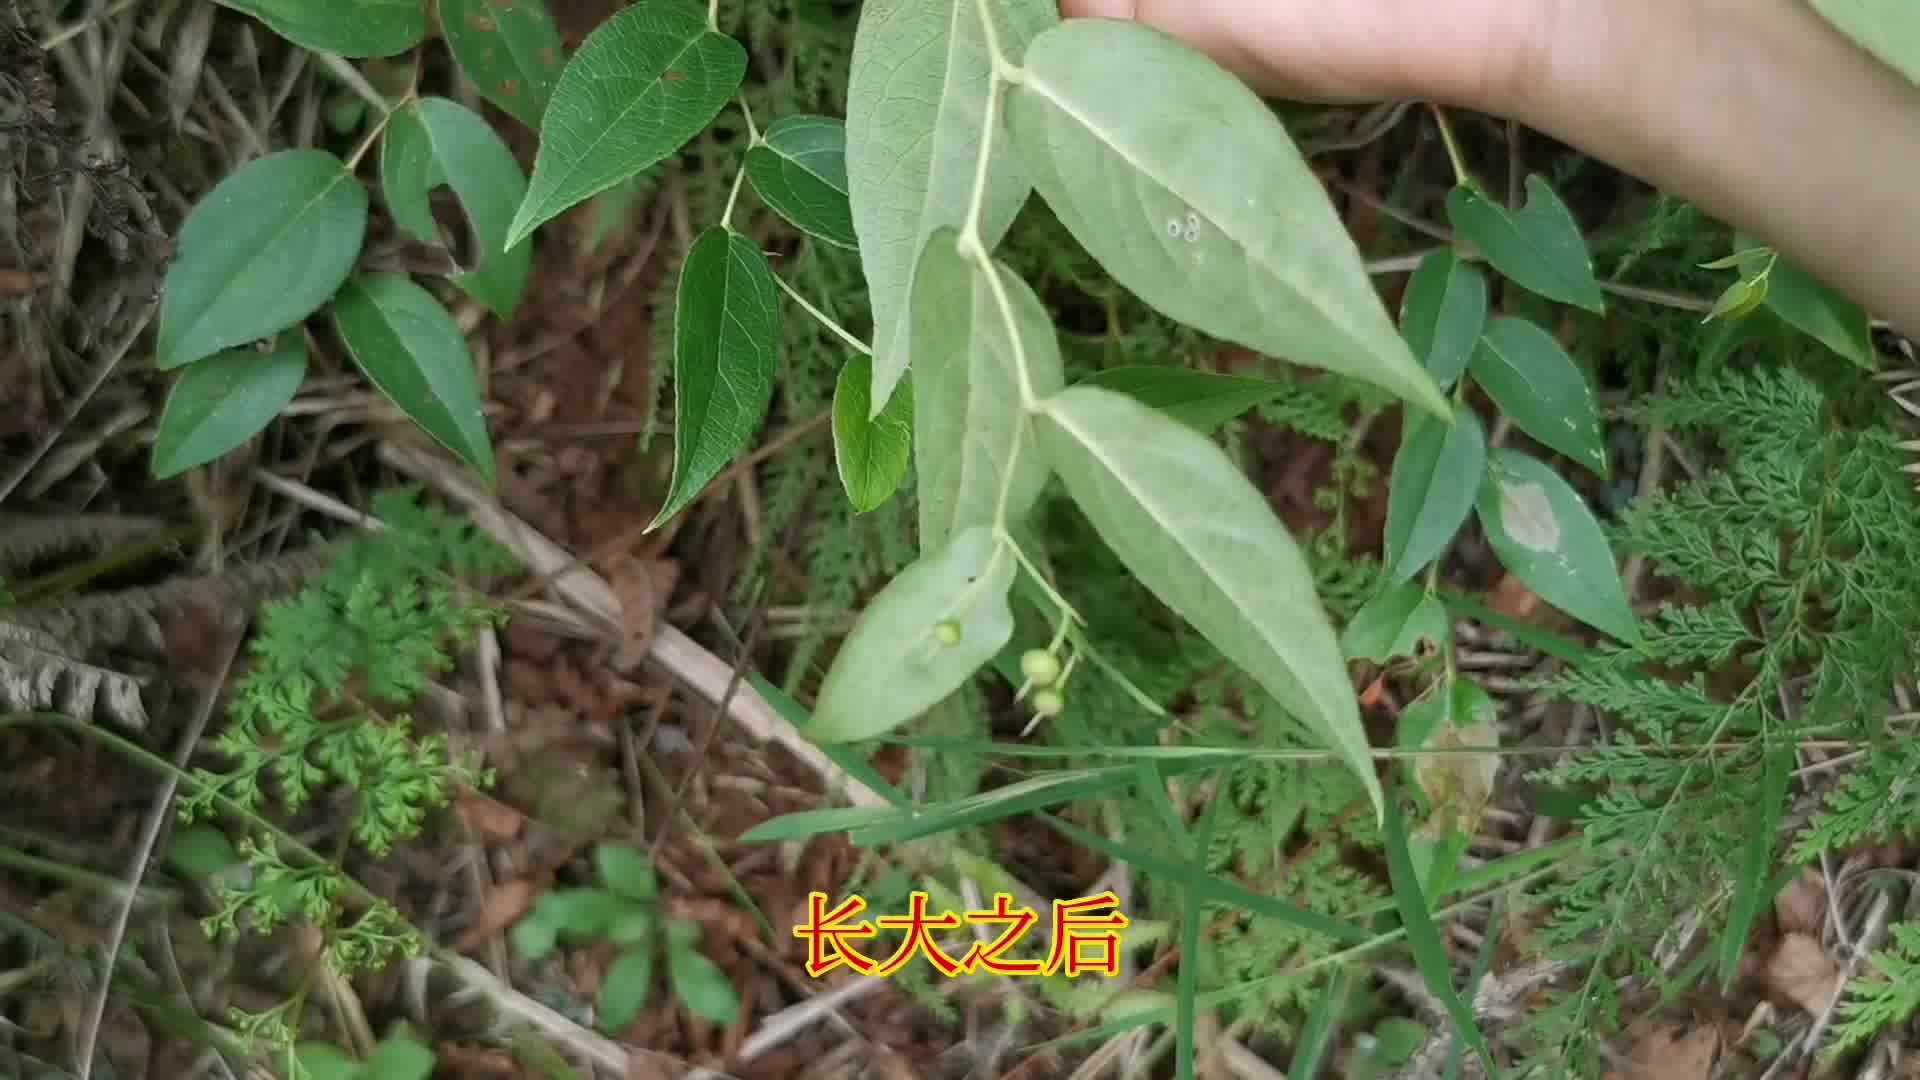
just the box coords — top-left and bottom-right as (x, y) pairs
(1055, 0), (1553, 112)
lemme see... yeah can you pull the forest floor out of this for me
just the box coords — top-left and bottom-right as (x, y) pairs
(0, 2), (1907, 1079)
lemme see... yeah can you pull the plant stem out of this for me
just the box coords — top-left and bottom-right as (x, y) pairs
(1429, 104), (1471, 191)
(707, 0), (720, 31)
(721, 159), (749, 230)
(771, 273), (871, 356)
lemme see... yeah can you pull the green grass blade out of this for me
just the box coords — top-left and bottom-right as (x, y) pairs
(1381, 792), (1495, 1074)
(1039, 812), (1371, 944)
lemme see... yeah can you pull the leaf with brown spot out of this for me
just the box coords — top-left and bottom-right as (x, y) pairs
(442, 0), (564, 129)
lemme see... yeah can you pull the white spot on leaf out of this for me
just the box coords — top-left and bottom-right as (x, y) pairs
(1498, 479), (1561, 552)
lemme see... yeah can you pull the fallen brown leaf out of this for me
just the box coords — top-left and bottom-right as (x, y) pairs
(1488, 572), (1547, 624)
(1773, 868), (1827, 936)
(456, 793), (527, 841)
(609, 555), (681, 668)
(0, 268), (51, 296)
(1604, 1023), (1719, 1080)
(1766, 932), (1841, 1015)
(453, 878), (537, 953)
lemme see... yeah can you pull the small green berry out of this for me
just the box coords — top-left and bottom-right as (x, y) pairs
(1020, 648), (1063, 687)
(933, 619), (963, 646)
(1031, 687), (1065, 718)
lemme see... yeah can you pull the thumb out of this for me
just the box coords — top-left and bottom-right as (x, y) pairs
(1058, 0), (1136, 16)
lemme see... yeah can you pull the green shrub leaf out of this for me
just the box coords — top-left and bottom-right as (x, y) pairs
(535, 887), (625, 938)
(1006, 20), (1447, 419)
(382, 97), (532, 319)
(747, 115), (856, 249)
(1342, 580), (1449, 663)
(331, 273), (494, 485)
(833, 354), (914, 513)
(156, 149), (366, 370)
(1811, 0), (1920, 85)
(845, 0), (1054, 412)
(1399, 248), (1487, 388)
(364, 1031), (434, 1080)
(1035, 385), (1383, 820)
(608, 908), (657, 947)
(1475, 449), (1638, 643)
(1468, 317), (1605, 475)
(805, 526), (1016, 743)
(1383, 409), (1487, 583)
(594, 843), (657, 901)
(165, 824), (242, 882)
(506, 0), (744, 247)
(213, 0), (424, 58)
(1445, 177), (1604, 314)
(667, 942), (740, 1025)
(909, 229), (1062, 547)
(509, 915), (558, 961)
(1077, 366), (1293, 433)
(151, 332), (307, 479)
(651, 227), (778, 529)
(598, 945), (655, 1032)
(1763, 252), (1876, 370)
(440, 0), (564, 129)
(293, 1042), (363, 1080)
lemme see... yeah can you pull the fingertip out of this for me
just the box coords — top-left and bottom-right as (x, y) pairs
(1059, 0), (1136, 18)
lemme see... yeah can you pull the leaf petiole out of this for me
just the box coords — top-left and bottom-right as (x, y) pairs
(771, 272), (870, 356)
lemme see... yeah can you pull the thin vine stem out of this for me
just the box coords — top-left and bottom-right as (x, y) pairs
(771, 273), (871, 356)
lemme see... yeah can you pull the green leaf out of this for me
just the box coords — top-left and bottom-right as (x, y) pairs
(294, 1042), (363, 1080)
(1380, 792), (1496, 1075)
(845, 0), (1054, 412)
(382, 97), (532, 319)
(1077, 366), (1292, 433)
(1005, 19), (1446, 418)
(608, 908), (657, 947)
(506, 0), (745, 246)
(651, 227), (778, 528)
(1445, 176), (1604, 314)
(667, 943), (740, 1024)
(1763, 252), (1876, 370)
(1475, 449), (1638, 642)
(1383, 409), (1487, 583)
(746, 115), (856, 249)
(593, 843), (656, 902)
(1719, 740), (1793, 989)
(151, 333), (307, 478)
(908, 229), (1063, 546)
(440, 0), (564, 129)
(1399, 249), (1487, 388)
(1811, 0), (1920, 85)
(156, 149), (366, 370)
(535, 887), (625, 938)
(1342, 580), (1449, 663)
(832, 354), (913, 513)
(1468, 317), (1605, 475)
(165, 824), (241, 882)
(213, 0), (424, 58)
(805, 525), (1017, 743)
(598, 945), (655, 1032)
(509, 916), (558, 961)
(1035, 385), (1384, 820)
(364, 1031), (434, 1080)
(332, 273), (494, 483)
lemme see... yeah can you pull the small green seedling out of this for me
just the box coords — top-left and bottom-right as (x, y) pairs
(294, 1026), (434, 1080)
(510, 842), (740, 1032)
